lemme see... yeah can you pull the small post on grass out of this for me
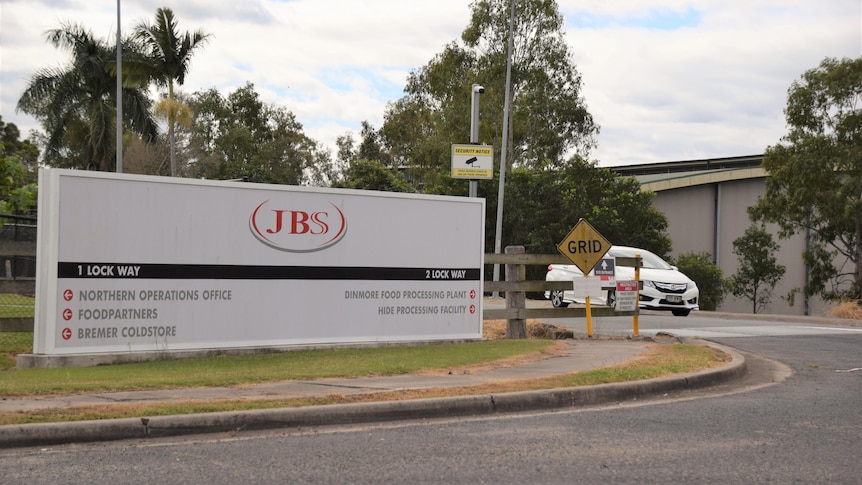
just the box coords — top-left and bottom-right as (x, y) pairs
(505, 245), (526, 339)
(585, 274), (594, 338)
(633, 254), (641, 337)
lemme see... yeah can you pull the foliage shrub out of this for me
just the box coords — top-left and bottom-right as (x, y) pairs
(672, 251), (726, 311)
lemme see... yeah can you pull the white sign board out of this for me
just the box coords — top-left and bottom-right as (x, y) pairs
(34, 169), (485, 355)
(572, 276), (603, 300)
(615, 281), (639, 312)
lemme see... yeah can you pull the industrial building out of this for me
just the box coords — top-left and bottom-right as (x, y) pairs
(614, 155), (830, 316)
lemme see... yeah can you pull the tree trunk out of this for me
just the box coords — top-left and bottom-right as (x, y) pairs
(169, 122), (176, 177)
(169, 82), (177, 177)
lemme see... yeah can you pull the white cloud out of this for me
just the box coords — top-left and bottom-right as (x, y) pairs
(568, 0), (861, 164)
(1, 0), (859, 167)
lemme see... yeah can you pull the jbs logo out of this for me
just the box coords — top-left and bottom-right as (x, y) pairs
(250, 200), (347, 252)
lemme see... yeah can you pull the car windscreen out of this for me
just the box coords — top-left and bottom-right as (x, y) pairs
(607, 248), (673, 270)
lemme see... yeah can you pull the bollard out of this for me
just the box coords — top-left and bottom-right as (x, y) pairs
(504, 245), (527, 339)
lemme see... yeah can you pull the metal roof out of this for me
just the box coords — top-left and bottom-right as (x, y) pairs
(610, 155), (766, 191)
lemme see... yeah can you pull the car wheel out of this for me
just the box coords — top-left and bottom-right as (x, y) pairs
(672, 309), (691, 317)
(606, 289), (616, 308)
(550, 290), (569, 308)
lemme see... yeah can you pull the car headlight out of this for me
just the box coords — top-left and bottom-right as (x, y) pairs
(644, 280), (656, 289)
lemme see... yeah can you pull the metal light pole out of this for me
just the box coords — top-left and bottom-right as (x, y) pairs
(492, 0), (515, 291)
(116, 0), (123, 173)
(469, 84), (484, 198)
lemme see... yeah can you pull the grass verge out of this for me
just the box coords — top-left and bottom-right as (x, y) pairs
(0, 340), (555, 396)
(0, 343), (728, 425)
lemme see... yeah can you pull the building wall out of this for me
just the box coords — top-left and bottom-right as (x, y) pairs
(651, 185), (715, 258)
(652, 177), (831, 316)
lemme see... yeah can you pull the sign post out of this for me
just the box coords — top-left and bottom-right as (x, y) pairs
(633, 254), (641, 336)
(454, 84), (492, 198)
(557, 219), (611, 337)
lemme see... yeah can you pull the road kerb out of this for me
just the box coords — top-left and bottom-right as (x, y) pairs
(0, 340), (744, 449)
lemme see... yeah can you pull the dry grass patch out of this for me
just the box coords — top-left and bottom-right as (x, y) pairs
(482, 319), (569, 339)
(827, 300), (862, 322)
(373, 342), (730, 399)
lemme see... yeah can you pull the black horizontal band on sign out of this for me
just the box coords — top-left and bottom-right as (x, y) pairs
(57, 262), (481, 281)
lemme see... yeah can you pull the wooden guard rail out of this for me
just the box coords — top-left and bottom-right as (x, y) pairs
(483, 246), (640, 336)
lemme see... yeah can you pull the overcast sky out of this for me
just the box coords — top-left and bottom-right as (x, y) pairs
(2, 0), (860, 167)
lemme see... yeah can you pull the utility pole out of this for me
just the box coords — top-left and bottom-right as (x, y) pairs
(492, 0), (515, 293)
(116, 0), (123, 173)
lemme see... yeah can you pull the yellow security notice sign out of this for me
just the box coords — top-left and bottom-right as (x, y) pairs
(451, 144), (493, 179)
(557, 218), (612, 274)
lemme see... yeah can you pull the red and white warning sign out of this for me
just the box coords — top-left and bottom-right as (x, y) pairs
(615, 280), (639, 311)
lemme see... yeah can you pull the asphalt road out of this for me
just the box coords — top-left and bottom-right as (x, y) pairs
(1, 331), (858, 484)
(486, 295), (862, 339)
(560, 309), (862, 339)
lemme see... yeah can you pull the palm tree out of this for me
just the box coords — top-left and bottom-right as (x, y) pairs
(135, 8), (211, 177)
(16, 22), (158, 171)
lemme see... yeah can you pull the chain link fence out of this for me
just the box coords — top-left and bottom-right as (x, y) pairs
(0, 213), (37, 366)
(0, 298), (35, 367)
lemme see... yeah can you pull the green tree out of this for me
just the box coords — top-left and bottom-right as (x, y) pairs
(494, 157), (671, 286)
(334, 132), (356, 169)
(334, 159), (414, 192)
(17, 22), (158, 171)
(183, 83), (334, 186)
(0, 175), (38, 219)
(0, 120), (39, 220)
(357, 121), (392, 166)
(749, 57), (862, 302)
(498, 157), (670, 257)
(135, 8), (211, 177)
(380, 0), (597, 191)
(727, 225), (786, 313)
(121, 132), (171, 176)
(461, 0), (597, 165)
(1, 117), (39, 174)
(672, 252), (725, 311)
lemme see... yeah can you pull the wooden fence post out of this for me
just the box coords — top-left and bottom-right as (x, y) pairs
(505, 245), (527, 339)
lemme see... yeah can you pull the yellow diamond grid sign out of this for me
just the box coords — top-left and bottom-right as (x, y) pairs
(557, 218), (612, 274)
